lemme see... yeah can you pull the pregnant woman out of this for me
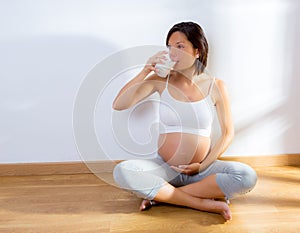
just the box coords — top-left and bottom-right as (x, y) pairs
(112, 22), (257, 221)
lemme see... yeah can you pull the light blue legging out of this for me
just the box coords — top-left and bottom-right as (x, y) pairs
(113, 155), (257, 201)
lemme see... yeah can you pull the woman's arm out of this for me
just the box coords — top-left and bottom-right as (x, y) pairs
(112, 69), (155, 110)
(112, 51), (167, 110)
(199, 79), (234, 171)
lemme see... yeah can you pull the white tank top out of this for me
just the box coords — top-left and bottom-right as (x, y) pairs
(159, 76), (215, 137)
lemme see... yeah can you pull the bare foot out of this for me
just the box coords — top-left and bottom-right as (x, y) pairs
(208, 199), (232, 221)
(139, 198), (232, 220)
(196, 198), (232, 221)
(220, 206), (232, 221)
(139, 199), (159, 211)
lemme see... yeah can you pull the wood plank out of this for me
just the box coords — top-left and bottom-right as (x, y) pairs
(0, 160), (119, 176)
(1, 166), (299, 232)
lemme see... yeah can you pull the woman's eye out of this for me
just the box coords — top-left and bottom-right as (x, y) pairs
(177, 45), (184, 49)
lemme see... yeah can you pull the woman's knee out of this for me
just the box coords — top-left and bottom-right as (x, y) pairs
(113, 161), (124, 186)
(241, 164), (257, 191)
(113, 160), (166, 199)
(113, 160), (138, 188)
(216, 161), (257, 199)
(230, 162), (257, 195)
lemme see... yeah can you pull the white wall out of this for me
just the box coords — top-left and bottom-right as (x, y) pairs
(1, 0), (300, 163)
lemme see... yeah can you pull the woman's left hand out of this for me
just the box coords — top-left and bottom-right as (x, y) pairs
(171, 163), (201, 175)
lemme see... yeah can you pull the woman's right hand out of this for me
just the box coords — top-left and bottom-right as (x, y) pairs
(113, 51), (168, 110)
(143, 51), (168, 74)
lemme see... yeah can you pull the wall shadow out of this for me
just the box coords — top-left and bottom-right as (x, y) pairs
(0, 35), (116, 163)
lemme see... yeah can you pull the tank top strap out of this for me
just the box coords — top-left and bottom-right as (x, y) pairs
(165, 73), (170, 89)
(208, 77), (216, 95)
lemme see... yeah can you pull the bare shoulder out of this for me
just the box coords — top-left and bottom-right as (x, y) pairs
(213, 78), (229, 93)
(194, 74), (216, 83)
(194, 74), (218, 93)
(211, 77), (231, 104)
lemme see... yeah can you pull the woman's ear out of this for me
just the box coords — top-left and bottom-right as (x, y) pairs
(195, 49), (199, 58)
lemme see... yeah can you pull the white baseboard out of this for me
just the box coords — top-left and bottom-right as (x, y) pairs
(0, 154), (299, 176)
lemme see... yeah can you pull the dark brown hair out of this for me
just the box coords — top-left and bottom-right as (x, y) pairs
(166, 22), (208, 75)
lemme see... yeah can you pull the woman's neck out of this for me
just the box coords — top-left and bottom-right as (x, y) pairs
(170, 69), (196, 86)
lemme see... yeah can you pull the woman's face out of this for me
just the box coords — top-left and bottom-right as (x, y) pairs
(167, 31), (199, 72)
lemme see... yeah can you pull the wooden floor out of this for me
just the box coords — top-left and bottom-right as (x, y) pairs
(0, 166), (300, 233)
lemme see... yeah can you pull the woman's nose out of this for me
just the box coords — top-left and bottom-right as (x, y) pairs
(168, 46), (178, 61)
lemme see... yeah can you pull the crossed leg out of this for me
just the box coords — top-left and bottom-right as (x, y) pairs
(140, 174), (232, 221)
(115, 159), (256, 221)
(178, 174), (224, 198)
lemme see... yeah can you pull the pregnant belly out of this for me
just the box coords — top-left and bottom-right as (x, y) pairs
(157, 133), (211, 166)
